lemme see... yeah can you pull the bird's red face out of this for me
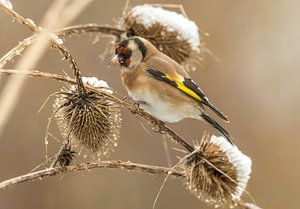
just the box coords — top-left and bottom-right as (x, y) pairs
(110, 45), (132, 67)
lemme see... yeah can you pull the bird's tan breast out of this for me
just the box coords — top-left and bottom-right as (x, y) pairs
(120, 65), (146, 94)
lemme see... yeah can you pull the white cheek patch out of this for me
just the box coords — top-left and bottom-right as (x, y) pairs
(127, 41), (138, 51)
(127, 42), (142, 69)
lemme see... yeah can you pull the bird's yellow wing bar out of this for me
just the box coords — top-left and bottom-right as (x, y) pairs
(163, 74), (203, 102)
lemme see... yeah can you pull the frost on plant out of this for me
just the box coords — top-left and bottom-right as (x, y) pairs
(82, 77), (113, 94)
(178, 135), (252, 208)
(26, 18), (37, 27)
(0, 0), (13, 9)
(47, 32), (64, 45)
(210, 135), (252, 200)
(123, 4), (201, 65)
(130, 4), (200, 50)
(53, 77), (121, 157)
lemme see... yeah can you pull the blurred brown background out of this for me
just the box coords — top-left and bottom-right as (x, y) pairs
(1, 0), (300, 209)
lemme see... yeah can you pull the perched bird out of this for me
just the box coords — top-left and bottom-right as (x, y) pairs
(110, 36), (233, 144)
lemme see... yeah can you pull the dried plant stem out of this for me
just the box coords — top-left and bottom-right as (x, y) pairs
(233, 200), (262, 209)
(0, 158), (260, 209)
(0, 0), (92, 137)
(0, 160), (183, 190)
(0, 4), (119, 94)
(0, 0), (87, 93)
(0, 24), (124, 68)
(54, 43), (86, 94)
(56, 24), (124, 37)
(0, 4), (38, 31)
(0, 1), (67, 137)
(0, 33), (52, 137)
(0, 35), (36, 68)
(0, 69), (194, 152)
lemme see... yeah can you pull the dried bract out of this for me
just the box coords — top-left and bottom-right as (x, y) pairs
(57, 146), (76, 167)
(177, 135), (252, 207)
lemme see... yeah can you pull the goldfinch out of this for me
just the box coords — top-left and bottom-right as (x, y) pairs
(110, 36), (233, 144)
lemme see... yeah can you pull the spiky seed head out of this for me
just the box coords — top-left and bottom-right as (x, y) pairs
(122, 4), (200, 65)
(177, 135), (252, 208)
(57, 146), (76, 167)
(53, 77), (122, 155)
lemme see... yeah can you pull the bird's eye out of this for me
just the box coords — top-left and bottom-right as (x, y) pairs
(123, 50), (132, 59)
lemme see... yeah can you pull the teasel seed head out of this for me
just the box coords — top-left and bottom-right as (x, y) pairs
(122, 4), (201, 65)
(53, 77), (122, 156)
(57, 146), (76, 167)
(177, 135), (252, 207)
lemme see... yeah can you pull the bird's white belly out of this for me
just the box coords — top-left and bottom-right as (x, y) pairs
(129, 90), (197, 123)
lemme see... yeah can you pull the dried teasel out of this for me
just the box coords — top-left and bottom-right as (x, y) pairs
(57, 146), (77, 167)
(121, 4), (201, 66)
(53, 77), (122, 156)
(177, 135), (252, 207)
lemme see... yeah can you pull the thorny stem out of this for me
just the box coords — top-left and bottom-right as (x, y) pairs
(0, 69), (194, 152)
(0, 24), (124, 68)
(54, 44), (86, 95)
(0, 35), (37, 68)
(0, 161), (260, 209)
(56, 23), (124, 38)
(0, 160), (183, 190)
(0, 157), (260, 209)
(0, 3), (86, 95)
(0, 4), (38, 32)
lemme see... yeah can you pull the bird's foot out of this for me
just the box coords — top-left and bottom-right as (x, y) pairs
(152, 121), (166, 134)
(123, 96), (147, 108)
(124, 96), (147, 114)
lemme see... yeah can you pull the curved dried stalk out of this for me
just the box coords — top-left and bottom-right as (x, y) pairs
(56, 24), (124, 37)
(0, 4), (38, 32)
(54, 44), (86, 94)
(0, 158), (260, 209)
(0, 24), (124, 70)
(0, 0), (94, 137)
(0, 160), (183, 190)
(0, 0), (85, 137)
(0, 35), (37, 68)
(0, 3), (88, 94)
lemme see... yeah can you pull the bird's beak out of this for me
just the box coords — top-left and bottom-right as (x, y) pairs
(109, 55), (119, 65)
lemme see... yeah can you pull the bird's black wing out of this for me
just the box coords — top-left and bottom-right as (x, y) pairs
(146, 68), (229, 122)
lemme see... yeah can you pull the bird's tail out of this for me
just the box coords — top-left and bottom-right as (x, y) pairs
(202, 100), (229, 122)
(201, 113), (234, 145)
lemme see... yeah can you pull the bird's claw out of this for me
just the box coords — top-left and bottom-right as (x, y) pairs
(123, 96), (146, 109)
(123, 96), (134, 104)
(152, 121), (166, 134)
